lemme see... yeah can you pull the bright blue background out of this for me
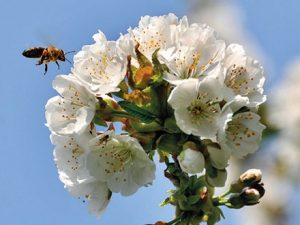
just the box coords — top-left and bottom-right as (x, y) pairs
(0, 0), (299, 224)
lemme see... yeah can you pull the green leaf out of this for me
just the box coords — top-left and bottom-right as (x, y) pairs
(151, 49), (169, 84)
(179, 176), (190, 192)
(207, 206), (222, 225)
(135, 44), (152, 67)
(92, 115), (107, 127)
(118, 100), (157, 123)
(187, 195), (200, 205)
(160, 197), (170, 207)
(156, 133), (182, 154)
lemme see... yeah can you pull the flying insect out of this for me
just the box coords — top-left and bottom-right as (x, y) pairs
(22, 46), (74, 75)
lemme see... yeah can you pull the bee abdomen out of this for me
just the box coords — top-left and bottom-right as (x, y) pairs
(22, 47), (45, 58)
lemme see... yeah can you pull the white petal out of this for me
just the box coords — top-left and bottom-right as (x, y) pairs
(224, 44), (265, 106)
(87, 182), (111, 217)
(178, 148), (205, 174)
(86, 132), (156, 196)
(73, 32), (126, 96)
(207, 169), (227, 187)
(218, 109), (265, 158)
(168, 78), (225, 138)
(46, 75), (96, 135)
(207, 145), (230, 169)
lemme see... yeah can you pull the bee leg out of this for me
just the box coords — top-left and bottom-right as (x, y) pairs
(37, 54), (46, 66)
(55, 61), (60, 70)
(36, 60), (43, 65)
(44, 63), (48, 75)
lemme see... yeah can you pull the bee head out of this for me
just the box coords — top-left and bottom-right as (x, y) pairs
(63, 50), (75, 64)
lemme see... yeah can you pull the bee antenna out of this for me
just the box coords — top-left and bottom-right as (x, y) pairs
(64, 50), (76, 55)
(65, 58), (72, 64)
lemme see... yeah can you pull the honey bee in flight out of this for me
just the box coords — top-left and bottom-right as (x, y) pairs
(22, 46), (74, 75)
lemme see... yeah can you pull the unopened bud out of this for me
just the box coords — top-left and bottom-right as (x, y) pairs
(178, 147), (205, 174)
(228, 193), (244, 209)
(183, 141), (199, 151)
(240, 188), (261, 206)
(230, 169), (262, 193)
(206, 168), (227, 187)
(240, 169), (262, 184)
(251, 182), (265, 198)
(228, 184), (264, 209)
(207, 145), (230, 169)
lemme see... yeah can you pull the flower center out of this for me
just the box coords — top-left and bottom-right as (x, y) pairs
(187, 98), (220, 124)
(110, 147), (132, 172)
(100, 142), (133, 174)
(225, 65), (249, 93)
(226, 119), (256, 148)
(187, 99), (206, 120)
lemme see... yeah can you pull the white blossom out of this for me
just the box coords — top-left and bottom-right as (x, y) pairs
(223, 44), (265, 106)
(86, 132), (156, 196)
(45, 75), (97, 135)
(207, 145), (230, 169)
(159, 21), (225, 85)
(217, 103), (265, 158)
(207, 169), (227, 187)
(178, 148), (205, 174)
(168, 76), (225, 138)
(188, 0), (265, 58)
(270, 132), (300, 183)
(51, 130), (111, 217)
(269, 58), (300, 131)
(123, 13), (180, 64)
(73, 31), (126, 96)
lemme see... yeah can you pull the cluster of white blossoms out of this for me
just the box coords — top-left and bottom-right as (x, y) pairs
(269, 58), (300, 184)
(45, 13), (266, 221)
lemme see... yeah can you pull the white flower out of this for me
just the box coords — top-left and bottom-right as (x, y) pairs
(127, 13), (179, 62)
(206, 169), (227, 187)
(217, 103), (265, 158)
(117, 13), (182, 69)
(159, 22), (225, 85)
(178, 148), (205, 174)
(45, 75), (97, 135)
(168, 76), (225, 138)
(269, 58), (300, 131)
(86, 132), (156, 196)
(223, 44), (265, 106)
(51, 130), (111, 217)
(270, 132), (300, 183)
(73, 31), (126, 96)
(86, 182), (111, 217)
(207, 145), (230, 169)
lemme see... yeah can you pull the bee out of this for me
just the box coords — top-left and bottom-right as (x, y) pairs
(22, 46), (74, 75)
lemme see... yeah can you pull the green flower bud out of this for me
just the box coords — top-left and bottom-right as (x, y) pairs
(228, 194), (244, 209)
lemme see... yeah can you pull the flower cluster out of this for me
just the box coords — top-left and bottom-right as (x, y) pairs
(269, 58), (300, 184)
(45, 14), (266, 224)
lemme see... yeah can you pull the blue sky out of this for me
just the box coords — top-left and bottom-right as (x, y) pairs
(0, 0), (300, 225)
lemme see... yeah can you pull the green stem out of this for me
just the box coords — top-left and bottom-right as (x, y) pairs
(218, 189), (231, 199)
(213, 197), (229, 207)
